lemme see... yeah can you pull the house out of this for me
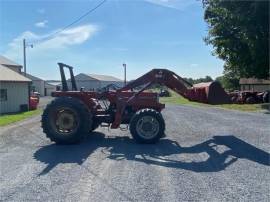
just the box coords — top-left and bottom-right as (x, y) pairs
(0, 64), (31, 114)
(239, 78), (270, 92)
(68, 73), (124, 91)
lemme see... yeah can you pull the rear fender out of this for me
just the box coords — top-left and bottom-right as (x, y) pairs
(52, 91), (99, 112)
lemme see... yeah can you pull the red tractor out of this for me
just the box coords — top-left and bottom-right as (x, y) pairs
(228, 90), (269, 104)
(41, 63), (230, 144)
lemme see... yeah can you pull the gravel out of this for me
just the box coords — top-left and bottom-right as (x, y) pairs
(0, 104), (269, 201)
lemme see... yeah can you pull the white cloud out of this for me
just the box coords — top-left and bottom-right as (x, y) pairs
(37, 8), (45, 14)
(113, 48), (128, 52)
(145, 0), (197, 10)
(4, 24), (99, 62)
(35, 20), (48, 28)
(190, 63), (198, 67)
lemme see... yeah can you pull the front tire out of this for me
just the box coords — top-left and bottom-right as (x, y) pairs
(41, 97), (92, 144)
(129, 108), (165, 144)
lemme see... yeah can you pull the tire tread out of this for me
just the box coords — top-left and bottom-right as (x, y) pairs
(129, 108), (165, 144)
(41, 97), (92, 144)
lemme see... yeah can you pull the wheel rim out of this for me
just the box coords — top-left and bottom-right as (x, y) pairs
(135, 115), (159, 139)
(51, 108), (79, 135)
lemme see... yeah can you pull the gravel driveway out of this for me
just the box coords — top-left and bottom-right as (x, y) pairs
(0, 105), (269, 201)
(38, 96), (54, 109)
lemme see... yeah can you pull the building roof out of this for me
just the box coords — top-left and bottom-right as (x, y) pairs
(72, 73), (122, 82)
(24, 73), (44, 81)
(45, 82), (57, 87)
(46, 81), (61, 86)
(0, 64), (31, 82)
(87, 74), (122, 82)
(240, 78), (270, 85)
(0, 55), (22, 67)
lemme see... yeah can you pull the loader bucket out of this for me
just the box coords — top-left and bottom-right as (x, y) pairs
(187, 81), (231, 104)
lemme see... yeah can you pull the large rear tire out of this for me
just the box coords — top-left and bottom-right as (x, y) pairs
(41, 97), (92, 144)
(246, 96), (256, 104)
(129, 108), (165, 144)
(263, 91), (269, 103)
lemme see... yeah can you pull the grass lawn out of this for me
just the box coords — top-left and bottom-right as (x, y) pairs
(160, 91), (267, 112)
(0, 109), (42, 127)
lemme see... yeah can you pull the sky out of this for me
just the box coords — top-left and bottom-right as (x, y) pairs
(0, 0), (225, 81)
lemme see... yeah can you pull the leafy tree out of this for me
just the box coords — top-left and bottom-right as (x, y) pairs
(215, 74), (239, 91)
(184, 78), (195, 84)
(202, 0), (269, 80)
(203, 75), (213, 82)
(184, 76), (213, 84)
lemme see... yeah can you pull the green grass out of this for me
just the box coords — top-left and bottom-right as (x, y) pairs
(0, 109), (42, 127)
(160, 91), (266, 112)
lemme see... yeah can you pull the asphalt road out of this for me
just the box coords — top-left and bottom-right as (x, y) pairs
(0, 105), (269, 201)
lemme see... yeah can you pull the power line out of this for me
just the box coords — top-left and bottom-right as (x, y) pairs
(33, 0), (107, 44)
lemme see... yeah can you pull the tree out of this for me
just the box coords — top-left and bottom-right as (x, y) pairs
(184, 76), (213, 84)
(203, 75), (213, 82)
(202, 0), (269, 80)
(215, 74), (239, 91)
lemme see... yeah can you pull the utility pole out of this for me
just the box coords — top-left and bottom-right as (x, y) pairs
(23, 39), (26, 76)
(23, 38), (33, 76)
(123, 63), (126, 86)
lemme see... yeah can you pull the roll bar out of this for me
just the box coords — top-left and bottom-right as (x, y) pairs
(58, 62), (77, 91)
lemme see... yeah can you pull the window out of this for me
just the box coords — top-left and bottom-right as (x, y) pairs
(0, 89), (7, 101)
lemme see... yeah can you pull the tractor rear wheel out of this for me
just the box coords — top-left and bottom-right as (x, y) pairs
(246, 96), (256, 104)
(41, 97), (92, 144)
(263, 91), (269, 103)
(129, 108), (165, 144)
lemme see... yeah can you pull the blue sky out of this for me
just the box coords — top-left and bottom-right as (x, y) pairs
(0, 0), (224, 80)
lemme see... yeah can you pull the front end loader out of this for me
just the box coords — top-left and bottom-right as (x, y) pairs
(41, 63), (230, 144)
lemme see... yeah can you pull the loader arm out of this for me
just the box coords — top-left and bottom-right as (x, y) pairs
(118, 68), (230, 105)
(119, 69), (193, 99)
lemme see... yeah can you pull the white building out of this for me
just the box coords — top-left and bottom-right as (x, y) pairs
(0, 64), (31, 114)
(44, 82), (58, 96)
(25, 73), (45, 96)
(45, 81), (61, 95)
(68, 73), (124, 91)
(0, 55), (23, 73)
(0, 55), (47, 96)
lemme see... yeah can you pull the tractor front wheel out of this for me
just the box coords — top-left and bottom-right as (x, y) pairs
(129, 109), (165, 144)
(42, 97), (92, 144)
